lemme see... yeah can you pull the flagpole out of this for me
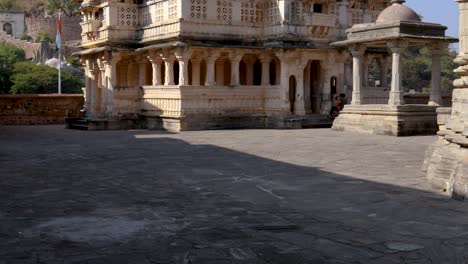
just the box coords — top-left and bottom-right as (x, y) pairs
(57, 10), (62, 94)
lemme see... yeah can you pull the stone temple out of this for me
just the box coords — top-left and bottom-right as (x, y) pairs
(73, 0), (395, 131)
(332, 0), (456, 136)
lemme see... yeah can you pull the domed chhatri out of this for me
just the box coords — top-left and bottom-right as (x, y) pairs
(376, 0), (421, 24)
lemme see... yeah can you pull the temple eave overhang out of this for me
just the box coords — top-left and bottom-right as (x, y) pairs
(332, 34), (458, 47)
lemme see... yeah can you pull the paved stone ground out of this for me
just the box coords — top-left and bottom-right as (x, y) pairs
(1, 126), (468, 264)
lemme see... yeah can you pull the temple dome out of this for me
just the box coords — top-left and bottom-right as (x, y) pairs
(376, 0), (421, 24)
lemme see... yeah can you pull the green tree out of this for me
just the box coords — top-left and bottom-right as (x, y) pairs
(35, 32), (54, 43)
(0, 42), (25, 94)
(10, 61), (83, 94)
(0, 0), (19, 11)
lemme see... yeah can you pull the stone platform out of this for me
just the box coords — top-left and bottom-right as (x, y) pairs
(2, 126), (468, 263)
(332, 104), (438, 136)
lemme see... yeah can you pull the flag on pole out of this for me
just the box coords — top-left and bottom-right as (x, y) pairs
(55, 11), (62, 51)
(56, 11), (62, 94)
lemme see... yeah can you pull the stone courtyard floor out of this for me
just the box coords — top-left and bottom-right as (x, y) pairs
(1, 125), (468, 264)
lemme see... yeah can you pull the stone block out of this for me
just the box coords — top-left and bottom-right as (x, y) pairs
(332, 104), (438, 136)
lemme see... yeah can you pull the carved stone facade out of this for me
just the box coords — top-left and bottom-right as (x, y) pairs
(425, 0), (468, 200)
(75, 0), (390, 131)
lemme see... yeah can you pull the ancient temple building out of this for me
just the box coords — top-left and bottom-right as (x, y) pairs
(73, 0), (392, 131)
(425, 0), (468, 199)
(331, 0), (456, 136)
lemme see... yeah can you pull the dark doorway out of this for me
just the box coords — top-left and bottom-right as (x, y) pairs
(309, 61), (320, 113)
(289, 76), (296, 114)
(3, 23), (12, 35)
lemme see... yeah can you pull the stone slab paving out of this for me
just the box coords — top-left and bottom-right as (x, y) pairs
(1, 125), (468, 263)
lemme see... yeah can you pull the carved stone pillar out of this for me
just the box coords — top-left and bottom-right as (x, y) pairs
(229, 53), (243, 86)
(98, 58), (107, 114)
(388, 41), (407, 106)
(205, 55), (217, 86)
(148, 54), (162, 86)
(162, 55), (175, 86)
(294, 59), (308, 116)
(90, 64), (100, 114)
(175, 48), (192, 86)
(429, 45), (446, 106)
(259, 54), (272, 86)
(105, 52), (120, 116)
(349, 45), (366, 105)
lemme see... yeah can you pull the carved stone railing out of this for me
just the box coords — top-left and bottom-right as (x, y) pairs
(140, 85), (282, 118)
(80, 20), (102, 41)
(113, 86), (142, 115)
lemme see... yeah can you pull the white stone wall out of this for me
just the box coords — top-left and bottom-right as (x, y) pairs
(0, 11), (25, 38)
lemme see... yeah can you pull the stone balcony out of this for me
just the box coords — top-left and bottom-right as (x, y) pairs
(80, 19), (102, 42)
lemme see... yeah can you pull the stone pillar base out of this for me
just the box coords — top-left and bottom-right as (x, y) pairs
(332, 104), (438, 136)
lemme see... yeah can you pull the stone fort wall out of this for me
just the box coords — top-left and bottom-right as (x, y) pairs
(0, 94), (84, 125)
(25, 16), (81, 42)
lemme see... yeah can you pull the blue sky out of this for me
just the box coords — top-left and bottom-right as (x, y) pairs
(406, 0), (458, 38)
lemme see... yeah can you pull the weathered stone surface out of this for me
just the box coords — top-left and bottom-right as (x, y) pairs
(1, 126), (468, 262)
(332, 104), (438, 136)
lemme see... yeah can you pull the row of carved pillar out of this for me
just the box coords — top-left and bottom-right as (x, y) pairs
(349, 41), (447, 106)
(145, 49), (277, 87)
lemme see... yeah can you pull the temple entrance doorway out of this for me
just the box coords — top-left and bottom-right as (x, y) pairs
(289, 75), (296, 114)
(307, 60), (321, 113)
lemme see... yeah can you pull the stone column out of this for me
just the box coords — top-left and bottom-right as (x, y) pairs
(191, 58), (201, 86)
(175, 47), (192, 86)
(84, 67), (92, 112)
(90, 64), (100, 115)
(244, 56), (256, 85)
(98, 58), (107, 114)
(215, 59), (225, 86)
(429, 45), (446, 106)
(138, 59), (147, 86)
(349, 45), (366, 105)
(259, 54), (272, 86)
(276, 51), (292, 111)
(205, 55), (217, 86)
(162, 55), (175, 86)
(294, 59), (308, 116)
(148, 54), (162, 86)
(105, 52), (120, 116)
(229, 53), (243, 86)
(388, 41), (407, 106)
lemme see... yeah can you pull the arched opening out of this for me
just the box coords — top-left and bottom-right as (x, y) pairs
(145, 62), (152, 85)
(173, 61), (180, 85)
(239, 60), (247, 85)
(200, 60), (206, 86)
(253, 59), (262, 85)
(215, 58), (231, 86)
(269, 59), (277, 85)
(223, 59), (231, 86)
(331, 76), (337, 97)
(309, 60), (321, 113)
(161, 63), (166, 85)
(3, 23), (12, 35)
(289, 75), (297, 114)
(188, 61), (193, 85)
